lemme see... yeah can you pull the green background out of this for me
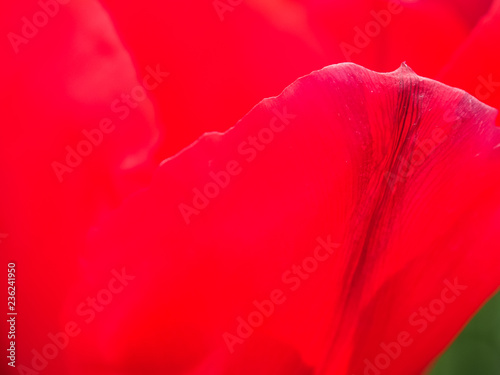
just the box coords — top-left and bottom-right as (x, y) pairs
(430, 290), (500, 374)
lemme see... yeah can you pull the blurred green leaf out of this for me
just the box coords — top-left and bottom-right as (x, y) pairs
(430, 290), (500, 375)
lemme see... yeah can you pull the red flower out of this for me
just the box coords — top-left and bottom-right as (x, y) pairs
(63, 63), (500, 374)
(1, 1), (499, 374)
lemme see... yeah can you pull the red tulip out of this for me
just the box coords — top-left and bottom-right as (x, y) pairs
(1, 1), (499, 374)
(62, 63), (500, 374)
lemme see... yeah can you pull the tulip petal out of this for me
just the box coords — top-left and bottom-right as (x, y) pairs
(298, 0), (470, 77)
(0, 1), (160, 372)
(438, 0), (500, 125)
(66, 63), (500, 374)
